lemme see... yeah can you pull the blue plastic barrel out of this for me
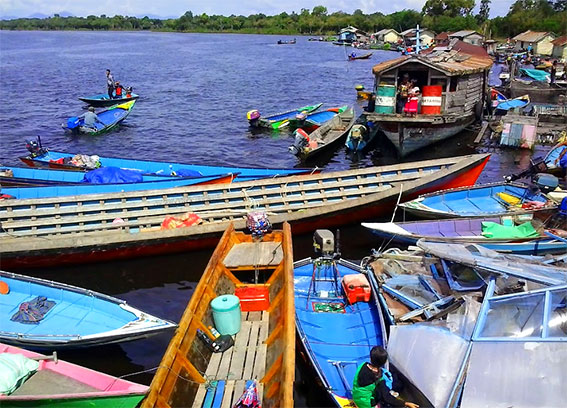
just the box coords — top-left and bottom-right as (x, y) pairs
(375, 85), (396, 114)
(211, 294), (241, 335)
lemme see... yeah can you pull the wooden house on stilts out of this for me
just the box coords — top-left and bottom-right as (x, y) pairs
(367, 40), (493, 157)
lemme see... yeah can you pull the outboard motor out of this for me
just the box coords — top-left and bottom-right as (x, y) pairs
(348, 124), (367, 150)
(246, 110), (261, 125)
(532, 173), (559, 194)
(25, 137), (47, 157)
(66, 116), (80, 130)
(289, 129), (310, 156)
(313, 229), (335, 257)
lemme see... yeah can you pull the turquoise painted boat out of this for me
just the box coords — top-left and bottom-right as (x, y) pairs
(19, 141), (317, 181)
(0, 270), (176, 349)
(294, 230), (388, 407)
(0, 343), (148, 408)
(78, 92), (139, 108)
(247, 103), (323, 129)
(399, 182), (556, 219)
(63, 100), (136, 136)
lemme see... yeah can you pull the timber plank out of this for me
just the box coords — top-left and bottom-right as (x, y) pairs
(216, 345), (234, 380)
(205, 350), (223, 377)
(191, 385), (208, 408)
(220, 380), (235, 408)
(233, 380), (246, 406)
(228, 321), (252, 380)
(248, 311), (261, 321)
(224, 242), (283, 268)
(242, 320), (261, 380)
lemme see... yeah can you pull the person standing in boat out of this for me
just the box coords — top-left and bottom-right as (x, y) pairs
(106, 69), (115, 99)
(352, 346), (419, 408)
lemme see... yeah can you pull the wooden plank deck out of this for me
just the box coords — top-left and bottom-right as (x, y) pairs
(223, 242), (283, 268)
(194, 311), (268, 406)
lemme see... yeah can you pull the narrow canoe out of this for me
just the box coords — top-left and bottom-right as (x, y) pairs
(0, 173), (236, 200)
(247, 103), (323, 129)
(287, 106), (348, 133)
(0, 154), (490, 269)
(495, 94), (530, 112)
(362, 216), (567, 255)
(0, 343), (148, 408)
(399, 182), (556, 219)
(348, 52), (373, 60)
(0, 270), (176, 349)
(0, 166), (183, 187)
(63, 100), (136, 136)
(294, 242), (387, 407)
(78, 93), (139, 107)
(19, 147), (316, 181)
(290, 106), (356, 160)
(142, 222), (294, 408)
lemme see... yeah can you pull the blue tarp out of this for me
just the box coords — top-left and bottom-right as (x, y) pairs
(175, 168), (203, 177)
(488, 63), (505, 87)
(519, 68), (550, 82)
(82, 166), (143, 184)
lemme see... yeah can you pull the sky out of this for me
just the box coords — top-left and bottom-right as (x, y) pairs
(0, 0), (517, 19)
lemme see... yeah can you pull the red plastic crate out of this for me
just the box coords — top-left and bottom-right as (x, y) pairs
(235, 285), (270, 312)
(342, 274), (371, 304)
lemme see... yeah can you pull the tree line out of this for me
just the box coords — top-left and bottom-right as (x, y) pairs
(1, 1), (565, 39)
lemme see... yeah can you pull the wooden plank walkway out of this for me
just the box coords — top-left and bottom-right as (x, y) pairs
(194, 311), (268, 406)
(223, 242), (283, 268)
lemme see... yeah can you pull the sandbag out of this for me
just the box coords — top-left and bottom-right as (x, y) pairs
(0, 353), (39, 395)
(82, 166), (143, 184)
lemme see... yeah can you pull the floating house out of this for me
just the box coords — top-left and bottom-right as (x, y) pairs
(373, 29), (401, 44)
(338, 26), (369, 43)
(552, 35), (567, 61)
(401, 28), (435, 46)
(448, 30), (485, 46)
(512, 30), (556, 55)
(367, 40), (493, 157)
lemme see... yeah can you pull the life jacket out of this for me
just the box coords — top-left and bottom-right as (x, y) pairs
(115, 87), (123, 97)
(351, 364), (394, 408)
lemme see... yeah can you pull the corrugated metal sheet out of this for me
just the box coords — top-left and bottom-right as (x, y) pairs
(513, 30), (552, 43)
(552, 35), (567, 46)
(449, 30), (481, 38)
(372, 41), (492, 76)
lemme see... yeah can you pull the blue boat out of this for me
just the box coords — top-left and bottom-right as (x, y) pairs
(544, 141), (567, 175)
(246, 102), (323, 129)
(345, 123), (379, 152)
(495, 95), (530, 112)
(399, 182), (556, 219)
(362, 217), (567, 255)
(78, 92), (139, 107)
(294, 230), (388, 407)
(1, 172), (236, 200)
(0, 270), (176, 349)
(0, 166), (182, 187)
(63, 100), (136, 135)
(20, 142), (317, 181)
(288, 106), (348, 132)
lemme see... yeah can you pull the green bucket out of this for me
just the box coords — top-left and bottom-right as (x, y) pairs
(375, 85), (396, 114)
(211, 294), (241, 335)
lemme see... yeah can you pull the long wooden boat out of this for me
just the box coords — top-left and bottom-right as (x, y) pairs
(368, 42), (493, 157)
(0, 173), (235, 200)
(247, 103), (323, 129)
(509, 79), (566, 104)
(348, 52), (373, 60)
(0, 153), (489, 269)
(544, 142), (566, 176)
(0, 166), (185, 187)
(63, 100), (136, 136)
(78, 92), (139, 107)
(142, 222), (294, 408)
(0, 270), (176, 349)
(19, 144), (316, 181)
(399, 182), (556, 219)
(287, 106), (347, 133)
(362, 216), (567, 255)
(289, 106), (355, 160)
(0, 343), (148, 408)
(294, 232), (387, 407)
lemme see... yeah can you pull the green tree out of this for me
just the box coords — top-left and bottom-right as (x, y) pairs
(422, 0), (476, 17)
(476, 0), (490, 24)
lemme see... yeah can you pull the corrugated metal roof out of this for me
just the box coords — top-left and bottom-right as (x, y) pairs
(372, 40), (492, 76)
(449, 30), (482, 38)
(552, 35), (567, 46)
(513, 30), (553, 43)
(374, 28), (399, 36)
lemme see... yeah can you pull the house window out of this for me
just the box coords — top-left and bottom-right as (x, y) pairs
(449, 77), (458, 92)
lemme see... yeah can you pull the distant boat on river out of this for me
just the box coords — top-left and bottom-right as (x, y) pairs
(78, 92), (139, 107)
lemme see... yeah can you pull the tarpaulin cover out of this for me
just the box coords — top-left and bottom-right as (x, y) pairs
(519, 68), (550, 82)
(481, 221), (539, 239)
(82, 166), (143, 184)
(174, 168), (202, 177)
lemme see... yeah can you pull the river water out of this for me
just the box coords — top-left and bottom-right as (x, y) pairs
(0, 31), (547, 406)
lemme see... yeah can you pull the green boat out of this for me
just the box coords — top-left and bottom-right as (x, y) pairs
(0, 343), (148, 408)
(246, 102), (323, 129)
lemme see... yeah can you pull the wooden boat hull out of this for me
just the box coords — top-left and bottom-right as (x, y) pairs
(0, 154), (489, 269)
(369, 113), (475, 157)
(348, 52), (373, 60)
(0, 271), (176, 348)
(294, 257), (387, 407)
(78, 93), (139, 107)
(19, 150), (315, 181)
(142, 223), (294, 408)
(0, 173), (236, 200)
(399, 182), (556, 219)
(0, 343), (148, 407)
(362, 217), (567, 255)
(509, 81), (566, 104)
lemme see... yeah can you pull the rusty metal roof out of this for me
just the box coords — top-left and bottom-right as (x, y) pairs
(552, 36), (567, 47)
(372, 40), (492, 76)
(513, 30), (554, 43)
